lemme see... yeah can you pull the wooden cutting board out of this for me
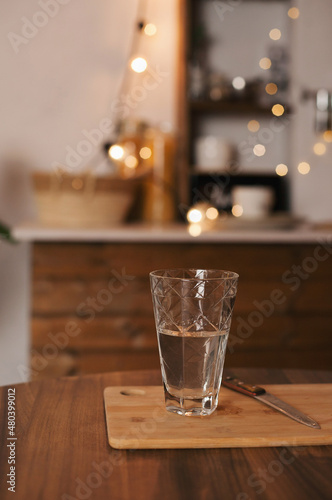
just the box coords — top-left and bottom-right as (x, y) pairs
(104, 384), (332, 449)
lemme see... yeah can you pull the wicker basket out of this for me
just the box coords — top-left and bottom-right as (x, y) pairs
(32, 172), (138, 227)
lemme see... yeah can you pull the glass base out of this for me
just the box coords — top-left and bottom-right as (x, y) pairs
(164, 388), (218, 417)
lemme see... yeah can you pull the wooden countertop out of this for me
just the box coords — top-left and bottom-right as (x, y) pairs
(12, 221), (332, 244)
(0, 368), (331, 500)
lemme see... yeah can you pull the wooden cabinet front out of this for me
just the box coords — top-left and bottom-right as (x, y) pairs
(30, 242), (332, 379)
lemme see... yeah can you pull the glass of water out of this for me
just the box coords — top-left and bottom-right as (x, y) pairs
(150, 269), (239, 417)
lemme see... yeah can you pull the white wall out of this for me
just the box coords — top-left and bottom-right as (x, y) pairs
(1, 0), (177, 174)
(290, 0), (332, 221)
(0, 0), (178, 385)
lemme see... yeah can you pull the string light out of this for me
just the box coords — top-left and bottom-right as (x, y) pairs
(232, 76), (246, 90)
(298, 162), (310, 175)
(313, 142), (326, 155)
(187, 208), (203, 224)
(265, 83), (278, 95)
(139, 147), (152, 159)
(259, 57), (272, 70)
(269, 29), (281, 41)
(272, 104), (285, 116)
(323, 131), (332, 143)
(186, 203), (219, 227)
(232, 204), (243, 217)
(275, 163), (288, 176)
(188, 224), (202, 237)
(130, 57), (147, 73)
(206, 207), (219, 220)
(144, 23), (157, 36)
(253, 144), (266, 157)
(288, 7), (300, 19)
(108, 145), (124, 160)
(124, 155), (138, 168)
(247, 120), (260, 132)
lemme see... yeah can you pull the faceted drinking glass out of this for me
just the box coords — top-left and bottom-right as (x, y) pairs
(150, 269), (239, 416)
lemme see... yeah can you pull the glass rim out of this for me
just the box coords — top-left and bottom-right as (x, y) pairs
(149, 268), (239, 281)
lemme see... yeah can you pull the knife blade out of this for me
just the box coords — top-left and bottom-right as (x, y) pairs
(222, 376), (321, 429)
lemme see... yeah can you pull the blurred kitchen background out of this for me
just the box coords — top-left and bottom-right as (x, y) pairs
(1, 0), (332, 385)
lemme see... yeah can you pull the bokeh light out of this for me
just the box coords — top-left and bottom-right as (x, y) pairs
(232, 76), (246, 90)
(275, 163), (288, 176)
(232, 204), (244, 217)
(206, 207), (219, 220)
(323, 131), (332, 143)
(272, 104), (285, 116)
(265, 83), (278, 95)
(108, 145), (124, 160)
(259, 57), (272, 70)
(188, 224), (202, 237)
(253, 144), (266, 157)
(247, 120), (260, 132)
(139, 147), (152, 159)
(187, 208), (203, 224)
(288, 7), (300, 19)
(124, 155), (138, 168)
(130, 57), (147, 73)
(269, 28), (281, 40)
(313, 142), (326, 155)
(297, 162), (310, 175)
(144, 23), (157, 36)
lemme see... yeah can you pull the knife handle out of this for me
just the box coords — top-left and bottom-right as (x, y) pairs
(223, 376), (266, 397)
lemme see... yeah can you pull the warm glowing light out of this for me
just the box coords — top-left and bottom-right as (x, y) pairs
(206, 207), (219, 221)
(108, 145), (124, 160)
(130, 57), (147, 73)
(297, 162), (310, 175)
(72, 178), (84, 190)
(253, 144), (266, 157)
(232, 76), (246, 90)
(144, 23), (157, 36)
(269, 28), (281, 41)
(188, 224), (202, 237)
(232, 204), (243, 217)
(259, 57), (272, 70)
(139, 147), (152, 159)
(275, 163), (288, 176)
(187, 208), (203, 224)
(288, 7), (300, 19)
(265, 83), (278, 95)
(272, 104), (285, 116)
(323, 130), (332, 143)
(247, 120), (260, 132)
(313, 142), (326, 155)
(124, 155), (138, 168)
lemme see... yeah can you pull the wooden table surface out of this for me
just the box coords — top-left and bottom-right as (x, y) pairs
(1, 368), (332, 500)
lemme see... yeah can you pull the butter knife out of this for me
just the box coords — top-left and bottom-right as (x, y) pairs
(222, 376), (321, 429)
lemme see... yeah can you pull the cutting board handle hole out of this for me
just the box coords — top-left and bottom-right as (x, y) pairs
(120, 389), (146, 397)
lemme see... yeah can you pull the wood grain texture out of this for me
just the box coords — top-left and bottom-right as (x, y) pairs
(0, 369), (332, 500)
(104, 384), (332, 449)
(31, 242), (332, 377)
